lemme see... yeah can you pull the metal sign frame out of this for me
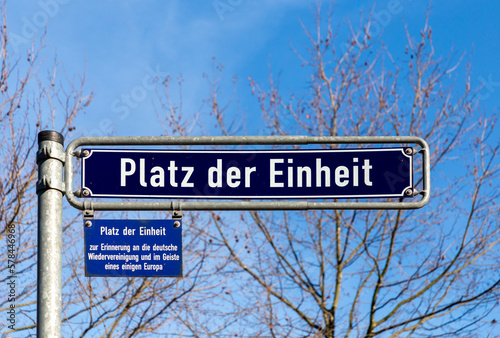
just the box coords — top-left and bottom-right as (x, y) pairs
(65, 135), (430, 210)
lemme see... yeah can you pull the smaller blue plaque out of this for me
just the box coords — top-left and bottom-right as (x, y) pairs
(85, 219), (182, 277)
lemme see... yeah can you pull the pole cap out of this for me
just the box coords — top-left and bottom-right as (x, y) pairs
(38, 130), (64, 145)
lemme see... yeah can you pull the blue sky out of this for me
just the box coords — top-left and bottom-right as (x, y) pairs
(6, 0), (500, 139)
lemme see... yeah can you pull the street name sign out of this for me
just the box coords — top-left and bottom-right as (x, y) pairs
(85, 219), (182, 277)
(82, 148), (413, 199)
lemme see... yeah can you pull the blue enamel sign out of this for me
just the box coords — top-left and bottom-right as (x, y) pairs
(82, 148), (413, 199)
(85, 219), (182, 277)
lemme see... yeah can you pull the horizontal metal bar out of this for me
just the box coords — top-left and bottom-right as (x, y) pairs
(66, 135), (427, 146)
(64, 136), (430, 211)
(65, 199), (428, 211)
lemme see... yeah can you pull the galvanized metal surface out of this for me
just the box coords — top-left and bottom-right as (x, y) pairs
(65, 135), (430, 211)
(37, 133), (64, 338)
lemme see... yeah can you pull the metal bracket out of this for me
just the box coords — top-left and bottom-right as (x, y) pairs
(36, 176), (66, 195)
(171, 201), (182, 220)
(37, 145), (66, 164)
(83, 200), (95, 222)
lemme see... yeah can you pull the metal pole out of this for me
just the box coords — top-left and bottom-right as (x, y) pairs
(37, 130), (64, 338)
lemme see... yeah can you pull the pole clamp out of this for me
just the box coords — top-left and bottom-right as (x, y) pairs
(36, 145), (66, 164)
(36, 176), (66, 195)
